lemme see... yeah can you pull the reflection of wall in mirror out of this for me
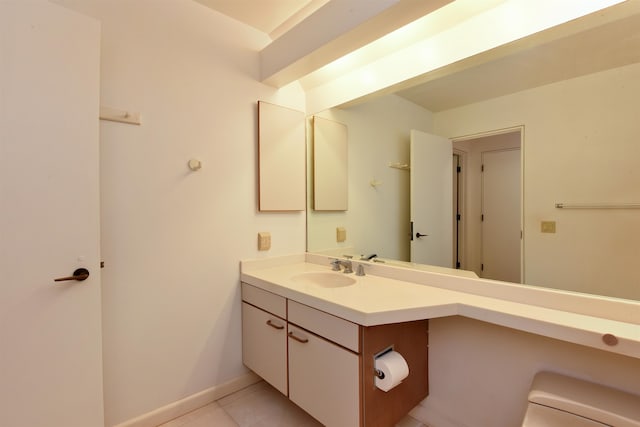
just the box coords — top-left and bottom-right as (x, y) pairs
(435, 62), (640, 301)
(309, 62), (640, 301)
(307, 95), (433, 260)
(312, 116), (348, 211)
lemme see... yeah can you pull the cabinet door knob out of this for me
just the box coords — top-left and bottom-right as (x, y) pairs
(266, 319), (284, 330)
(288, 331), (309, 343)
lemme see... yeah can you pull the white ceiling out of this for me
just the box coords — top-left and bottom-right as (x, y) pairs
(193, 0), (328, 39)
(194, 0), (640, 113)
(396, 9), (640, 112)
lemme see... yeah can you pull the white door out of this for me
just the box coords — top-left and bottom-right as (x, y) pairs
(410, 130), (453, 267)
(0, 2), (104, 426)
(481, 149), (521, 282)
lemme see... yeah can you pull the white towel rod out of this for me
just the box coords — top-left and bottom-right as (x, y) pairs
(388, 162), (410, 171)
(555, 202), (640, 209)
(99, 106), (141, 125)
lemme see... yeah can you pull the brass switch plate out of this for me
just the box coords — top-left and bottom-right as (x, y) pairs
(258, 232), (271, 251)
(336, 227), (346, 242)
(541, 221), (556, 233)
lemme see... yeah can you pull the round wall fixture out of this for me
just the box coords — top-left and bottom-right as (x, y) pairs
(188, 159), (202, 171)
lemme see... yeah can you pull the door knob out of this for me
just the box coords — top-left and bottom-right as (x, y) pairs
(54, 268), (90, 282)
(415, 232), (428, 238)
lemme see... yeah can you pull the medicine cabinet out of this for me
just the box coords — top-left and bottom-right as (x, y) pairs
(258, 101), (306, 211)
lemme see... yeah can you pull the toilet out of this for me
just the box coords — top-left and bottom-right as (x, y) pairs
(522, 371), (640, 426)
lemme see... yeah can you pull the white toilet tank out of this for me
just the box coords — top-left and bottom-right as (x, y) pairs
(522, 372), (640, 427)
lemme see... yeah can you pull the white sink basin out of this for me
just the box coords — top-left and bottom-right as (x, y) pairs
(291, 271), (356, 288)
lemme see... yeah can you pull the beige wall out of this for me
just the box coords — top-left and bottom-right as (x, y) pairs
(41, 3), (640, 427)
(435, 62), (640, 300)
(52, 1), (305, 425)
(416, 316), (640, 427)
(308, 94), (433, 260)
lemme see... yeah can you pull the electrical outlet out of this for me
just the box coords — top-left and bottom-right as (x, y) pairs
(336, 227), (346, 242)
(258, 232), (271, 251)
(541, 221), (556, 233)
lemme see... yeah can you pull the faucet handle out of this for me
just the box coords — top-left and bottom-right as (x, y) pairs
(342, 261), (353, 274)
(355, 264), (365, 276)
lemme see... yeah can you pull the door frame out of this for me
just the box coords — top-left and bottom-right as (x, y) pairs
(452, 149), (467, 270)
(452, 125), (525, 282)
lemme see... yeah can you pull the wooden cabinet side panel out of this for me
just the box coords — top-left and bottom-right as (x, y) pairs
(362, 320), (429, 427)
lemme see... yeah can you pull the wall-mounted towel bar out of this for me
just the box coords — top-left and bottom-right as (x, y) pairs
(555, 203), (640, 209)
(388, 162), (410, 171)
(99, 106), (141, 125)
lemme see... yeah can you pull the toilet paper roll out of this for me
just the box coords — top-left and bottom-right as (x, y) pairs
(374, 350), (409, 392)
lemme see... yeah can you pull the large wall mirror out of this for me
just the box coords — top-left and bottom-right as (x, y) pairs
(307, 1), (640, 302)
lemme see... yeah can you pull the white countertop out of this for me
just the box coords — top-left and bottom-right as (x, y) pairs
(240, 254), (640, 359)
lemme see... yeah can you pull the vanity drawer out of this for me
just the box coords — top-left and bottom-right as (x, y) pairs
(241, 283), (286, 319)
(288, 300), (359, 352)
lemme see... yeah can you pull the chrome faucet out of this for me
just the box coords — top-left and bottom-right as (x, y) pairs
(330, 259), (353, 274)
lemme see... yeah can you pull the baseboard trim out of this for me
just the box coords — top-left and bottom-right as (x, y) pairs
(113, 372), (261, 427)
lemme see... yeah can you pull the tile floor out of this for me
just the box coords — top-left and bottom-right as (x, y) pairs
(158, 381), (427, 427)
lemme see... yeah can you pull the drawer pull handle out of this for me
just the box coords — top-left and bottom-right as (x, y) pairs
(266, 319), (284, 330)
(288, 331), (309, 343)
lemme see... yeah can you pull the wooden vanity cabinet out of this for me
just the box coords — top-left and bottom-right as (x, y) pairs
(361, 320), (429, 427)
(241, 283), (429, 427)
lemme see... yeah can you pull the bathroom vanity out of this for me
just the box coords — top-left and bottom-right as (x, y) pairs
(240, 253), (640, 426)
(241, 282), (428, 427)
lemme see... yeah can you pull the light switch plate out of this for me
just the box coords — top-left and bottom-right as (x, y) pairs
(336, 227), (346, 242)
(541, 221), (556, 233)
(258, 232), (271, 251)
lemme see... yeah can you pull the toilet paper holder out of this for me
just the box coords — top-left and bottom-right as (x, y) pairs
(373, 346), (394, 379)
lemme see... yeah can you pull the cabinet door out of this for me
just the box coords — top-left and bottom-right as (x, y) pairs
(288, 326), (360, 427)
(242, 302), (287, 395)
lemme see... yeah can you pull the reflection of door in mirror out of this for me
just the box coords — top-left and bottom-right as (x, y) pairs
(410, 130), (452, 268)
(453, 130), (522, 282)
(482, 148), (521, 282)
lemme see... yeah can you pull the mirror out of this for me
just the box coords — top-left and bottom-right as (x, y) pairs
(307, 2), (640, 302)
(312, 117), (348, 211)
